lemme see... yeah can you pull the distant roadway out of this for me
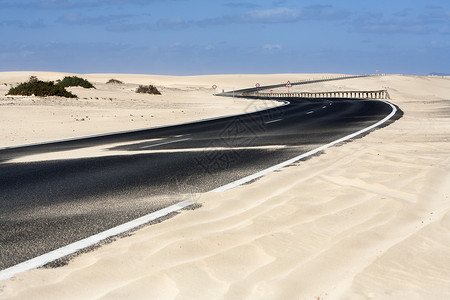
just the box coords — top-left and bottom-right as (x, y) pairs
(0, 97), (399, 270)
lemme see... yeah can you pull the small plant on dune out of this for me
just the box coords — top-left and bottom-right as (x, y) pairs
(57, 76), (95, 89)
(106, 78), (123, 84)
(7, 76), (77, 98)
(136, 84), (161, 95)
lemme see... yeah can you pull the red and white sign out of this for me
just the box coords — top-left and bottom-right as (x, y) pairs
(212, 84), (217, 89)
(285, 81), (292, 88)
(255, 83), (261, 88)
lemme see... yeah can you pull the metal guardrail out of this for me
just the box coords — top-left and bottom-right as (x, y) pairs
(215, 75), (390, 100)
(216, 74), (373, 97)
(247, 89), (390, 100)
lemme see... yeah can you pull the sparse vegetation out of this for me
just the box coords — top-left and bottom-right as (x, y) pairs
(106, 79), (123, 84)
(136, 84), (161, 95)
(7, 76), (77, 98)
(58, 76), (95, 89)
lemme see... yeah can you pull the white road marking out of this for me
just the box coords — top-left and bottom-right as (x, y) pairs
(212, 100), (397, 193)
(140, 138), (191, 149)
(322, 106), (327, 109)
(0, 101), (293, 279)
(0, 200), (194, 281)
(306, 111), (314, 114)
(0, 99), (397, 280)
(0, 100), (293, 279)
(265, 119), (282, 124)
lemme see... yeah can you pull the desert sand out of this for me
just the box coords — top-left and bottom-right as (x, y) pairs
(0, 72), (295, 148)
(0, 73), (449, 299)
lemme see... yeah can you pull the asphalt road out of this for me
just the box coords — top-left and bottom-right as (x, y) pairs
(0, 98), (399, 270)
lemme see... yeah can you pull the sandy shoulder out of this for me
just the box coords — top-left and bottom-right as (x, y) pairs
(1, 74), (450, 300)
(0, 71), (285, 148)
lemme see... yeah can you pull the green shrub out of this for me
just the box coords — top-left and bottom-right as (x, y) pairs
(57, 76), (95, 89)
(107, 78), (123, 84)
(136, 84), (161, 95)
(7, 77), (77, 98)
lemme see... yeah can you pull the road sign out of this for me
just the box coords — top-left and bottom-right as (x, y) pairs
(212, 84), (217, 89)
(286, 81), (292, 94)
(255, 83), (261, 88)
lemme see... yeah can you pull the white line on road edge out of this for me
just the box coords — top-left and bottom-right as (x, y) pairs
(212, 101), (397, 193)
(265, 119), (283, 124)
(0, 99), (291, 280)
(0, 200), (195, 281)
(0, 100), (396, 280)
(140, 138), (191, 149)
(306, 111), (314, 114)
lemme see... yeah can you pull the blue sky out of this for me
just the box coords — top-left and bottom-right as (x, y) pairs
(1, 0), (449, 75)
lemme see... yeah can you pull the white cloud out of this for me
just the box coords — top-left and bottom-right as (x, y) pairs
(4, 0), (162, 8)
(246, 7), (301, 22)
(262, 44), (282, 51)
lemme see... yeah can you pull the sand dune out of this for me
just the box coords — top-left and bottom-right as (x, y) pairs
(0, 73), (449, 299)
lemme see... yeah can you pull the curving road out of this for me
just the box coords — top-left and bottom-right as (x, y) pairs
(0, 97), (400, 271)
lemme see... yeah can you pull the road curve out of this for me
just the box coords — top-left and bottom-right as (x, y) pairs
(0, 97), (401, 272)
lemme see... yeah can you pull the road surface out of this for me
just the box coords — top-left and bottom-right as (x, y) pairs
(0, 98), (399, 270)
